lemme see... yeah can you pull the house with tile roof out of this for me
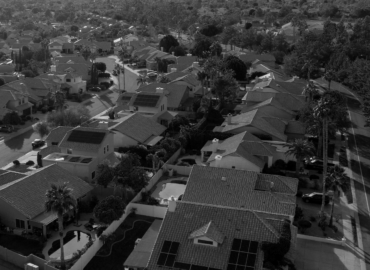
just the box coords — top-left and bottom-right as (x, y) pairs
(52, 62), (90, 80)
(138, 83), (192, 112)
(213, 110), (288, 141)
(43, 126), (116, 181)
(240, 97), (296, 120)
(201, 131), (276, 172)
(242, 92), (306, 112)
(48, 40), (63, 52)
(108, 112), (166, 148)
(0, 164), (93, 236)
(0, 89), (33, 119)
(167, 72), (202, 97)
(167, 55), (198, 72)
(252, 78), (306, 96)
(0, 80), (42, 106)
(127, 91), (168, 116)
(143, 166), (298, 270)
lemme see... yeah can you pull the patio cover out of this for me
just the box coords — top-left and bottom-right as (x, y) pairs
(30, 212), (58, 227)
(124, 219), (162, 268)
(143, 135), (163, 147)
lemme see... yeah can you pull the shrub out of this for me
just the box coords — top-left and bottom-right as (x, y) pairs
(294, 205), (304, 221)
(286, 160), (296, 171)
(26, 160), (35, 166)
(297, 219), (312, 233)
(274, 159), (286, 170)
(147, 196), (159, 205)
(331, 225), (338, 233)
(298, 178), (308, 189)
(13, 160), (20, 165)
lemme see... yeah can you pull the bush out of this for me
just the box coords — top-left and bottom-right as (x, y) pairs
(274, 159), (286, 170)
(286, 160), (296, 171)
(147, 196), (159, 205)
(26, 160), (35, 166)
(294, 205), (304, 221)
(13, 160), (20, 165)
(298, 178), (308, 189)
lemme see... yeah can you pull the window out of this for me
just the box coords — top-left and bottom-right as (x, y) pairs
(16, 219), (25, 229)
(92, 171), (95, 179)
(67, 149), (73, 154)
(197, 239), (214, 245)
(66, 79), (71, 82)
(157, 241), (180, 267)
(227, 239), (258, 270)
(107, 145), (109, 152)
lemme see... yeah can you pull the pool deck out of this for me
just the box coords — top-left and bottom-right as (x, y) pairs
(42, 213), (98, 260)
(149, 175), (188, 199)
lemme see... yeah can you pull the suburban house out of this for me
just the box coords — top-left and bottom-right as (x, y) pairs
(134, 46), (177, 70)
(1, 80), (43, 106)
(240, 97), (296, 120)
(0, 60), (15, 74)
(124, 91), (168, 117)
(51, 62), (90, 81)
(201, 132), (276, 172)
(18, 77), (58, 99)
(48, 40), (63, 52)
(0, 89), (33, 119)
(140, 165), (297, 270)
(108, 113), (167, 148)
(53, 56), (92, 67)
(139, 83), (193, 112)
(167, 55), (198, 72)
(167, 72), (202, 97)
(43, 126), (116, 182)
(0, 164), (92, 237)
(45, 126), (73, 146)
(251, 78), (307, 96)
(242, 92), (306, 112)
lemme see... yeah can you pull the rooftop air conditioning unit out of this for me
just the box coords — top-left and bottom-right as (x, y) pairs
(25, 263), (39, 270)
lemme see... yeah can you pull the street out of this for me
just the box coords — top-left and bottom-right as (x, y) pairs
(318, 80), (370, 270)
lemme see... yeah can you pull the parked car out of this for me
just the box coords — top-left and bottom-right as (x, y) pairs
(32, 139), (45, 149)
(305, 158), (335, 170)
(0, 125), (13, 133)
(302, 192), (330, 204)
(89, 86), (101, 92)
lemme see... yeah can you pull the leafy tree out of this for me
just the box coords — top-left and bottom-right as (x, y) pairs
(285, 139), (315, 175)
(199, 24), (223, 37)
(211, 71), (239, 108)
(95, 62), (107, 72)
(2, 111), (22, 125)
(168, 46), (187, 56)
(21, 69), (36, 78)
(33, 122), (50, 139)
(70, 25), (79, 32)
(244, 22), (252, 30)
(96, 160), (115, 188)
(191, 38), (213, 58)
(159, 35), (179, 53)
(352, 1), (370, 18)
(46, 106), (90, 128)
(224, 55), (247, 81)
(321, 4), (339, 18)
(45, 183), (77, 270)
(93, 195), (126, 225)
(220, 26), (239, 50)
(326, 165), (349, 226)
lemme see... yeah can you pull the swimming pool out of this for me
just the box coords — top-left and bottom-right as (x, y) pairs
(48, 230), (90, 260)
(159, 183), (186, 199)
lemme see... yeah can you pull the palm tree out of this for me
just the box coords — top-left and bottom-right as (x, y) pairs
(136, 75), (148, 87)
(45, 183), (77, 270)
(324, 69), (336, 91)
(303, 81), (319, 102)
(197, 71), (208, 96)
(157, 74), (170, 83)
(326, 165), (349, 226)
(285, 139), (315, 176)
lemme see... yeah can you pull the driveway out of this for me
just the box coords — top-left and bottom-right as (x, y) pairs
(295, 238), (361, 270)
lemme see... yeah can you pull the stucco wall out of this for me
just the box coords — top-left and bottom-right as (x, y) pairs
(112, 131), (138, 148)
(0, 198), (27, 229)
(209, 156), (261, 172)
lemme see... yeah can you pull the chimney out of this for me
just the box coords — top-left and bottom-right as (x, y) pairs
(192, 62), (199, 68)
(215, 155), (222, 167)
(227, 114), (232, 125)
(171, 68), (177, 73)
(270, 181), (274, 191)
(186, 53), (192, 57)
(212, 138), (219, 150)
(168, 196), (176, 212)
(156, 87), (164, 94)
(98, 121), (109, 129)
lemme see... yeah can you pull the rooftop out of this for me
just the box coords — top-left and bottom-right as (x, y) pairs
(43, 153), (95, 164)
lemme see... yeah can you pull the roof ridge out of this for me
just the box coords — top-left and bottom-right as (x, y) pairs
(272, 175), (295, 194)
(253, 211), (280, 239)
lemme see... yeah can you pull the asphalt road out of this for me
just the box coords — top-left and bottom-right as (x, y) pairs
(318, 79), (370, 270)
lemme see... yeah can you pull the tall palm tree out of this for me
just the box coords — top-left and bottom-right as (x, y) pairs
(45, 183), (77, 270)
(326, 165), (349, 226)
(285, 139), (315, 176)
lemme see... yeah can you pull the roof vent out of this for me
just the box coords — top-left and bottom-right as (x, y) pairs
(221, 176), (226, 181)
(270, 181), (274, 190)
(156, 87), (164, 93)
(212, 138), (219, 144)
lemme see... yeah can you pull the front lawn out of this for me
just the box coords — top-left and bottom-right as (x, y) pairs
(0, 233), (44, 256)
(84, 215), (155, 270)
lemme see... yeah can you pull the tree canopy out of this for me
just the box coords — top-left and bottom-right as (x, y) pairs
(93, 195), (126, 224)
(159, 35), (179, 53)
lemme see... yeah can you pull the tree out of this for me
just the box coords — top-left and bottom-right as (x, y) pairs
(326, 165), (349, 226)
(33, 122), (50, 139)
(70, 25), (79, 32)
(93, 195), (126, 225)
(220, 26), (239, 50)
(223, 55), (247, 81)
(197, 71), (208, 96)
(168, 46), (187, 56)
(159, 35), (179, 53)
(96, 160), (115, 188)
(321, 4), (339, 18)
(244, 22), (252, 30)
(21, 69), (36, 78)
(199, 24), (222, 37)
(95, 62), (107, 72)
(45, 183), (77, 270)
(137, 75), (148, 87)
(191, 38), (213, 58)
(285, 139), (315, 175)
(2, 111), (22, 125)
(211, 71), (239, 109)
(157, 75), (170, 83)
(46, 106), (90, 128)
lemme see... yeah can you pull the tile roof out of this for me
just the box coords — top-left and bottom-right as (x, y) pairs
(214, 110), (287, 141)
(189, 221), (225, 244)
(262, 116), (287, 134)
(147, 201), (281, 270)
(0, 164), (93, 219)
(45, 126), (73, 144)
(241, 97), (296, 117)
(166, 71), (188, 82)
(55, 56), (92, 66)
(182, 166), (297, 216)
(167, 56), (198, 71)
(138, 83), (189, 109)
(109, 113), (166, 143)
(1, 80), (41, 102)
(0, 171), (27, 188)
(56, 63), (89, 77)
(59, 127), (110, 152)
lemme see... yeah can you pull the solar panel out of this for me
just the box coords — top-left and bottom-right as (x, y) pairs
(80, 158), (93, 164)
(157, 241), (180, 267)
(133, 94), (160, 107)
(67, 130), (106, 144)
(69, 157), (80, 162)
(227, 239), (258, 270)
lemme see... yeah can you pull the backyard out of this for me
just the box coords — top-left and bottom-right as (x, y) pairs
(84, 215), (155, 270)
(0, 233), (44, 257)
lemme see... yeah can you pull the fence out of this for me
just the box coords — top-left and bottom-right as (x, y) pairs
(165, 148), (182, 165)
(297, 233), (345, 246)
(129, 203), (167, 219)
(0, 246), (58, 270)
(165, 164), (192, 176)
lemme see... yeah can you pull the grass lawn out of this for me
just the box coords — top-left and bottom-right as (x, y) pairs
(0, 233), (43, 256)
(84, 215), (155, 270)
